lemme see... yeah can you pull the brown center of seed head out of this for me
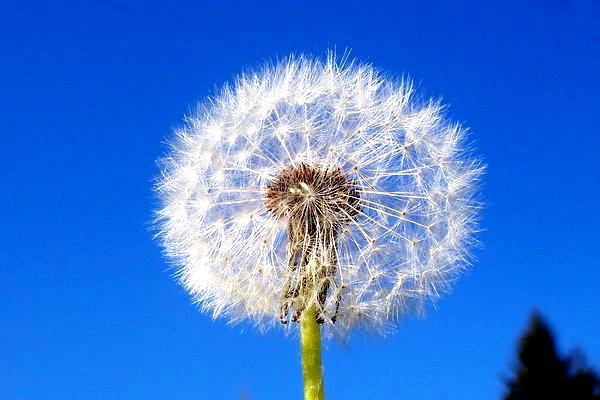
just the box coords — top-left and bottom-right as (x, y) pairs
(265, 162), (360, 228)
(265, 162), (361, 325)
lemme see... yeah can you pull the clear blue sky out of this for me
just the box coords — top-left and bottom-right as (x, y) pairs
(1, 1), (599, 399)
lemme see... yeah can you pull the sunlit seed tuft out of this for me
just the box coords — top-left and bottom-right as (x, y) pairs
(155, 52), (483, 339)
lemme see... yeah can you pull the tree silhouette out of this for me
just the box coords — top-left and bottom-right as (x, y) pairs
(504, 312), (600, 399)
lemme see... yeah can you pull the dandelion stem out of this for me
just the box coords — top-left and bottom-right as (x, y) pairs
(301, 305), (325, 400)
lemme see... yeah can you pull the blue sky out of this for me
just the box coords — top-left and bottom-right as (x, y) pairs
(1, 1), (599, 399)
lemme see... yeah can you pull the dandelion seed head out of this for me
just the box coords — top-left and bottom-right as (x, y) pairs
(155, 53), (483, 339)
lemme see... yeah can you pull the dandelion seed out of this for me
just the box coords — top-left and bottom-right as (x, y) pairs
(155, 52), (483, 400)
(156, 53), (482, 337)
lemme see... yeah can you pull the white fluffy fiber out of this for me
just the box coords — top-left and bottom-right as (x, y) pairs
(155, 53), (483, 339)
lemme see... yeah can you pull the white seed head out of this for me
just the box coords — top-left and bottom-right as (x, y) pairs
(155, 53), (483, 339)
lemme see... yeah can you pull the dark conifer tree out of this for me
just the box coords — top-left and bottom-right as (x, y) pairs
(504, 312), (600, 399)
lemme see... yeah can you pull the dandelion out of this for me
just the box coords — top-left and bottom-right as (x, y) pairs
(155, 53), (483, 400)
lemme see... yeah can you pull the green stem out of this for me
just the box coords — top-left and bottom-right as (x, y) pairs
(300, 306), (325, 400)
